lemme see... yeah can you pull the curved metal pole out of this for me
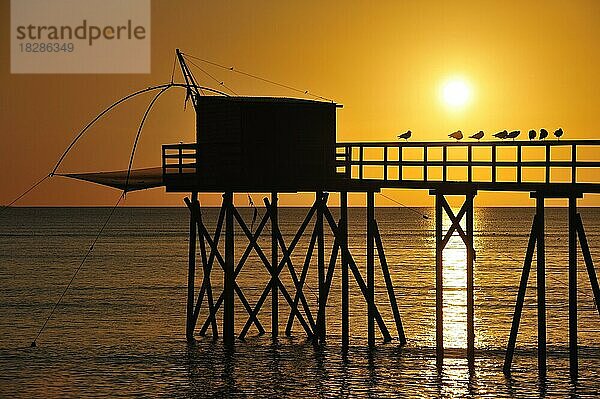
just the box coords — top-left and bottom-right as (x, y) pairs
(51, 83), (228, 175)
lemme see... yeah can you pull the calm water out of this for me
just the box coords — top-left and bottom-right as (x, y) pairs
(1, 206), (599, 398)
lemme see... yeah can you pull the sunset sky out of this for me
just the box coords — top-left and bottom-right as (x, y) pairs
(1, 0), (599, 207)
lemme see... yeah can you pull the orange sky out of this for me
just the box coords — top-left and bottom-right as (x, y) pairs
(1, 0), (599, 207)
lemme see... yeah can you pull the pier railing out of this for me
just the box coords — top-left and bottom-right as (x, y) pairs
(162, 143), (198, 176)
(335, 140), (600, 187)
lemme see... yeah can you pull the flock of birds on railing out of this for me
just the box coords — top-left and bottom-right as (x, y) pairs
(397, 128), (565, 141)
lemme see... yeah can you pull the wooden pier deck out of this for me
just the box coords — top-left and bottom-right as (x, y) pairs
(161, 138), (600, 380)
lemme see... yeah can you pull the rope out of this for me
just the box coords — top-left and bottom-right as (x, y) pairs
(170, 55), (177, 84)
(184, 56), (239, 96)
(376, 192), (430, 219)
(31, 193), (125, 347)
(181, 53), (334, 102)
(0, 174), (51, 214)
(124, 86), (171, 194)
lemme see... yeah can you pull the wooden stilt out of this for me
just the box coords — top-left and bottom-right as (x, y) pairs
(575, 214), (600, 316)
(223, 192), (235, 346)
(341, 192), (349, 351)
(239, 200), (322, 340)
(317, 192), (326, 343)
(198, 207), (268, 337)
(317, 238), (340, 344)
(186, 197), (224, 339)
(435, 192), (444, 366)
(346, 252), (392, 342)
(186, 192), (198, 341)
(373, 221), (406, 345)
(271, 192), (279, 338)
(367, 191), (375, 348)
(190, 195), (215, 336)
(466, 194), (475, 367)
(568, 196), (578, 379)
(503, 214), (538, 374)
(285, 223), (318, 335)
(536, 194), (547, 378)
(320, 203), (392, 342)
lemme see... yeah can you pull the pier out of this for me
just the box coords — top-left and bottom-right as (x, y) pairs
(55, 52), (600, 379)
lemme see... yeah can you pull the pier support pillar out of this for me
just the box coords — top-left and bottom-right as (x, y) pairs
(568, 196), (578, 380)
(271, 192), (279, 338)
(435, 192), (444, 366)
(223, 192), (235, 347)
(466, 193), (475, 369)
(367, 191), (376, 348)
(341, 192), (349, 352)
(317, 191), (326, 343)
(186, 192), (198, 341)
(432, 190), (477, 368)
(536, 194), (547, 378)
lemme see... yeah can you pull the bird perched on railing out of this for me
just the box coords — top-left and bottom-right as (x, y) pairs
(493, 130), (508, 139)
(398, 130), (412, 141)
(554, 128), (564, 140)
(539, 128), (549, 140)
(528, 129), (536, 140)
(507, 130), (520, 140)
(449, 130), (463, 141)
(469, 130), (484, 141)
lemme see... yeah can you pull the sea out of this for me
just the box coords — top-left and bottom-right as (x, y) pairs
(0, 206), (599, 398)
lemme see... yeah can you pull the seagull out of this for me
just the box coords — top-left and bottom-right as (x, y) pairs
(539, 128), (549, 140)
(469, 130), (484, 141)
(493, 130), (508, 139)
(528, 129), (536, 140)
(449, 130), (463, 141)
(398, 130), (412, 141)
(554, 127), (564, 140)
(507, 130), (521, 140)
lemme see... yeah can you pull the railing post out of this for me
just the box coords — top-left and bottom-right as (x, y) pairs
(398, 144), (403, 182)
(545, 145), (551, 184)
(516, 145), (522, 183)
(467, 145), (472, 182)
(179, 146), (183, 175)
(443, 146), (447, 182)
(346, 145), (351, 179)
(359, 146), (364, 180)
(491, 145), (496, 183)
(423, 146), (428, 181)
(383, 146), (388, 181)
(571, 144), (577, 184)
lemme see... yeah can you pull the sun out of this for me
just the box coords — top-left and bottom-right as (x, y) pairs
(441, 78), (471, 108)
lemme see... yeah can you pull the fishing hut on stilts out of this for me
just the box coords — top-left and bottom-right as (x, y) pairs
(44, 49), (600, 379)
(164, 51), (406, 349)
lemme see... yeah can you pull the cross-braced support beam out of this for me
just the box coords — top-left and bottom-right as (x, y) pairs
(432, 190), (477, 368)
(503, 192), (600, 379)
(184, 191), (406, 349)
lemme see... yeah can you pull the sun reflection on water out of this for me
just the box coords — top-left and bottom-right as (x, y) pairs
(442, 237), (468, 349)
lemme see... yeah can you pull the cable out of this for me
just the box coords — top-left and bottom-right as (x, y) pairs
(184, 56), (239, 96)
(376, 192), (429, 219)
(31, 193), (125, 347)
(181, 53), (334, 102)
(0, 174), (51, 214)
(170, 55), (177, 84)
(124, 86), (171, 193)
